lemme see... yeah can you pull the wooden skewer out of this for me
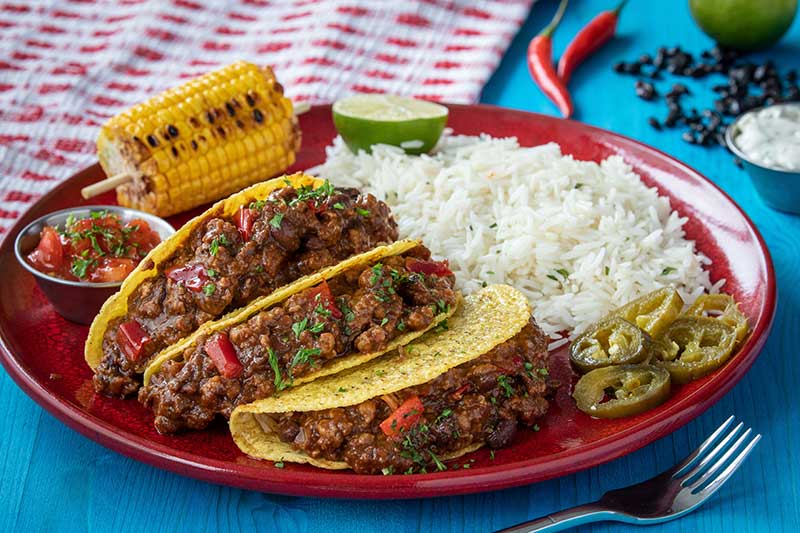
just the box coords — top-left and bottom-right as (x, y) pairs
(80, 101), (313, 200)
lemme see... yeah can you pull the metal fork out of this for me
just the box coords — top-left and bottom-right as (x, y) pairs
(495, 416), (761, 533)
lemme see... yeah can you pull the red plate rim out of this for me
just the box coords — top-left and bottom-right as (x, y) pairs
(0, 104), (777, 499)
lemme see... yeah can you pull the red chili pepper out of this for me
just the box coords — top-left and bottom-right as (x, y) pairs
(527, 0), (573, 118)
(234, 205), (258, 241)
(557, 0), (627, 84)
(306, 280), (342, 319)
(116, 320), (151, 362)
(204, 332), (243, 379)
(379, 395), (424, 438)
(165, 263), (209, 292)
(406, 258), (453, 277)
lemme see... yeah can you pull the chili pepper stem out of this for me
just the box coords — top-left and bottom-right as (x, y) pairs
(613, 0), (628, 15)
(539, 0), (569, 38)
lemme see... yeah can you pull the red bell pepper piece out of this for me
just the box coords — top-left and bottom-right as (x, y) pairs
(204, 332), (243, 379)
(306, 280), (342, 319)
(165, 263), (209, 291)
(116, 320), (151, 362)
(406, 258), (453, 277)
(379, 395), (425, 438)
(234, 206), (258, 241)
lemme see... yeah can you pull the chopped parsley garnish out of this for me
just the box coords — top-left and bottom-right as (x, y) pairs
(486, 270), (495, 275)
(490, 450), (495, 461)
(524, 361), (534, 377)
(274, 461), (284, 468)
(546, 274), (559, 282)
(374, 369), (386, 377)
(538, 368), (549, 376)
(333, 202), (345, 210)
(434, 320), (449, 333)
(290, 347), (321, 370)
(314, 303), (332, 317)
(89, 234), (104, 256)
(70, 257), (94, 279)
(355, 208), (371, 217)
(309, 322), (325, 334)
(397, 321), (406, 331)
(661, 266), (677, 276)
(381, 466), (394, 475)
(202, 283), (216, 296)
(267, 348), (290, 391)
(249, 200), (266, 210)
(435, 299), (449, 315)
(434, 409), (453, 424)
(575, 183), (584, 189)
(65, 214), (76, 228)
(90, 210), (108, 219)
(489, 223), (498, 229)
(369, 263), (383, 285)
(497, 375), (514, 397)
(269, 213), (284, 229)
(604, 266), (610, 276)
(533, 424), (540, 432)
(337, 387), (348, 393)
(380, 317), (389, 327)
(209, 234), (229, 256)
(338, 298), (355, 323)
(292, 318), (309, 338)
(255, 265), (264, 273)
(429, 450), (446, 472)
(207, 268), (218, 278)
(555, 268), (569, 279)
(290, 180), (334, 206)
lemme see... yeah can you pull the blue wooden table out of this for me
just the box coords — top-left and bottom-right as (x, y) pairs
(2, 1), (799, 532)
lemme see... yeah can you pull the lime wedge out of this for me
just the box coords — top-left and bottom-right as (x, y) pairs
(332, 95), (448, 155)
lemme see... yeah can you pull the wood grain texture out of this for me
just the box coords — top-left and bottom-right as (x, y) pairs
(1, 1), (799, 531)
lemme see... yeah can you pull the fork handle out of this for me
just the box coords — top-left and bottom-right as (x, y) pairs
(494, 503), (615, 533)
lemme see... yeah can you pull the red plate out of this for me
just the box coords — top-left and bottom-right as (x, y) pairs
(0, 104), (776, 499)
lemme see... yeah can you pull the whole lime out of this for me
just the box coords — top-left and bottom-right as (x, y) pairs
(689, 0), (797, 51)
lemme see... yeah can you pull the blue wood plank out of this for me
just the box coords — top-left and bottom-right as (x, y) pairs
(1, 1), (799, 532)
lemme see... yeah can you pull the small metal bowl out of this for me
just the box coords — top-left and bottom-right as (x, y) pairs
(725, 102), (800, 214)
(14, 206), (175, 324)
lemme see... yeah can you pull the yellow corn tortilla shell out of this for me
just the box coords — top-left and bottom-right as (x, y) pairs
(143, 239), (447, 385)
(85, 173), (323, 371)
(229, 284), (531, 469)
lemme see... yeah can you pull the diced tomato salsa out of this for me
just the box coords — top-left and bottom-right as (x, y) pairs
(26, 210), (161, 283)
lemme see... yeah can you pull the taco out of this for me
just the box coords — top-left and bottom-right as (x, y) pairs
(139, 239), (459, 434)
(86, 173), (399, 398)
(229, 284), (552, 475)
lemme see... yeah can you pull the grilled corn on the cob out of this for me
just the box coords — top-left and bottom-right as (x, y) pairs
(97, 61), (301, 216)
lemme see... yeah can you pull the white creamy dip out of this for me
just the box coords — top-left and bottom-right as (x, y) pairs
(734, 104), (800, 171)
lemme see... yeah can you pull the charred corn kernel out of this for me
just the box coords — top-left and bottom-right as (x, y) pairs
(97, 61), (300, 217)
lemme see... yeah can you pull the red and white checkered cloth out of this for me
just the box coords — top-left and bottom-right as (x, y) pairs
(0, 0), (533, 235)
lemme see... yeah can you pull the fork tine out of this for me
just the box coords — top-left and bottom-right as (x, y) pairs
(672, 415), (735, 478)
(686, 428), (752, 491)
(696, 433), (761, 498)
(680, 421), (743, 485)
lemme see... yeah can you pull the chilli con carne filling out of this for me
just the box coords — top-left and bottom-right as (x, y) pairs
(94, 183), (398, 397)
(139, 247), (457, 434)
(269, 320), (551, 474)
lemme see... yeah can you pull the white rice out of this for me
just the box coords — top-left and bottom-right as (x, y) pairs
(311, 133), (723, 343)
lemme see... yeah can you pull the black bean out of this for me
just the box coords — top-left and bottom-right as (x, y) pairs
(665, 109), (680, 127)
(614, 62), (626, 73)
(648, 117), (662, 130)
(635, 80), (657, 100)
(639, 54), (653, 65)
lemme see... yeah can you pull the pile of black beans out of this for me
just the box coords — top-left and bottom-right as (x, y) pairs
(613, 45), (800, 153)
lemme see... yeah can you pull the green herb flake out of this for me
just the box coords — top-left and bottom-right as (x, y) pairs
(435, 299), (449, 315)
(380, 317), (389, 327)
(333, 202), (345, 210)
(486, 270), (495, 275)
(274, 461), (284, 468)
(338, 387), (348, 393)
(202, 283), (216, 296)
(207, 268), (218, 278)
(374, 369), (386, 377)
(381, 466), (394, 476)
(489, 223), (498, 229)
(269, 213), (284, 229)
(355, 207), (370, 217)
(369, 263), (383, 285)
(490, 450), (495, 461)
(555, 268), (569, 279)
(291, 318), (308, 338)
(538, 368), (549, 376)
(290, 347), (321, 370)
(533, 424), (540, 432)
(314, 303), (332, 317)
(397, 321), (406, 331)
(604, 266), (610, 276)
(249, 200), (266, 210)
(546, 274), (558, 282)
(267, 348), (290, 391)
(429, 450), (446, 472)
(255, 265), (264, 273)
(309, 322), (325, 334)
(661, 266), (677, 276)
(497, 375), (514, 397)
(575, 183), (584, 189)
(70, 257), (94, 279)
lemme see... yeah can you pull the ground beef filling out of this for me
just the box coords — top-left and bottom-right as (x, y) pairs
(271, 320), (551, 475)
(139, 248), (457, 434)
(94, 185), (398, 397)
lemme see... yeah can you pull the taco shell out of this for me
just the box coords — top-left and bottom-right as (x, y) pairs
(229, 284), (531, 469)
(85, 172), (323, 371)
(142, 238), (453, 385)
